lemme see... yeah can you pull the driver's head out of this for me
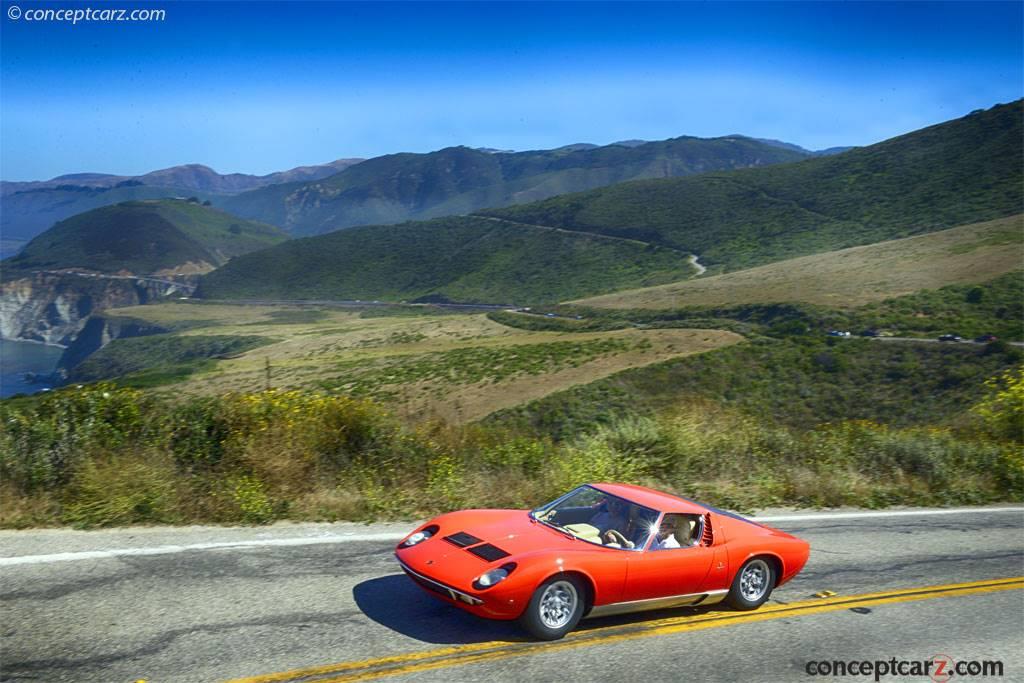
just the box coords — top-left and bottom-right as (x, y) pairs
(608, 498), (625, 514)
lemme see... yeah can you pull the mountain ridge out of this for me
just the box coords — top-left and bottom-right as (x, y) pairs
(218, 134), (812, 236)
(479, 100), (1023, 273)
(1, 158), (365, 195)
(0, 159), (362, 254)
(198, 100), (1023, 305)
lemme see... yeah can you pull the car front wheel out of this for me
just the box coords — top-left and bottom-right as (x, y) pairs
(726, 557), (775, 610)
(519, 576), (585, 640)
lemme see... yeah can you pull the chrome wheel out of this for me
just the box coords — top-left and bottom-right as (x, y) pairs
(739, 559), (770, 602)
(538, 580), (578, 629)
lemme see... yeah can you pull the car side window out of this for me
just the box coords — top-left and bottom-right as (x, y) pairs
(649, 514), (703, 550)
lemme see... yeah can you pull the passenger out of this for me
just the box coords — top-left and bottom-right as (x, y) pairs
(649, 515), (683, 550)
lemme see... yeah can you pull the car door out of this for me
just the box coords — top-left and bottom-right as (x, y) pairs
(622, 514), (716, 602)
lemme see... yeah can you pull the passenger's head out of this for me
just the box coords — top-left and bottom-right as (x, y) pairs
(659, 516), (678, 538)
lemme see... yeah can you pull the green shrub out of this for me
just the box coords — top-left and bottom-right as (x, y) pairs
(226, 475), (275, 524)
(0, 384), (150, 492)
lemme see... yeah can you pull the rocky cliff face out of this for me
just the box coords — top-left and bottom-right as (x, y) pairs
(57, 313), (168, 373)
(0, 272), (187, 346)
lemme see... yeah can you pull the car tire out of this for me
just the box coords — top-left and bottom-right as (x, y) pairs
(519, 575), (586, 640)
(726, 557), (775, 610)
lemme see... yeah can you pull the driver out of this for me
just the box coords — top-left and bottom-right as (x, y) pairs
(590, 497), (630, 543)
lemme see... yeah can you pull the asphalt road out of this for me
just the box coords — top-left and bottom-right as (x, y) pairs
(2, 507), (1022, 683)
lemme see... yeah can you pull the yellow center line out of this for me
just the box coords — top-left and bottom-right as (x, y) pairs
(229, 576), (1024, 683)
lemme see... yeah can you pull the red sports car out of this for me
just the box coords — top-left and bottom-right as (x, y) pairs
(395, 483), (811, 639)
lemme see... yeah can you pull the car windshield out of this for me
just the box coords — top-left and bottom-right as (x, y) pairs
(530, 485), (659, 550)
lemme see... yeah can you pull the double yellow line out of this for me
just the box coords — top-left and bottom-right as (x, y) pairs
(230, 576), (1024, 683)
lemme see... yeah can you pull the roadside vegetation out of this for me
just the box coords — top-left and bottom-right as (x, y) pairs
(2, 371), (1020, 528)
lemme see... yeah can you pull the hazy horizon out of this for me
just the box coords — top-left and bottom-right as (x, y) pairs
(2, 1), (1021, 181)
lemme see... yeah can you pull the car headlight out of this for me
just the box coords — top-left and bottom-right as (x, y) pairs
(473, 563), (517, 590)
(400, 525), (439, 548)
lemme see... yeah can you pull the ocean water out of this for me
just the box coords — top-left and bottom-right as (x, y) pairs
(0, 339), (64, 398)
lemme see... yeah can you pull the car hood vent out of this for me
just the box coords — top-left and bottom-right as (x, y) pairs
(467, 543), (511, 562)
(444, 532), (483, 548)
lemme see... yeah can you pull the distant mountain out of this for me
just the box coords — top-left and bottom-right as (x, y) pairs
(482, 100), (1023, 274)
(813, 146), (855, 156)
(218, 136), (811, 236)
(200, 100), (1023, 305)
(741, 136), (853, 157)
(1, 158), (363, 196)
(134, 160), (364, 193)
(3, 199), (287, 278)
(554, 143), (601, 152)
(0, 158), (362, 254)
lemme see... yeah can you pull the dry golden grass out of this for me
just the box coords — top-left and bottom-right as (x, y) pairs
(0, 483), (61, 529)
(106, 303), (742, 423)
(575, 214), (1024, 309)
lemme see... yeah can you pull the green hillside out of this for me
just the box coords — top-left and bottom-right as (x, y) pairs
(219, 137), (809, 236)
(196, 215), (696, 304)
(0, 184), (220, 251)
(3, 200), (287, 277)
(479, 101), (1023, 273)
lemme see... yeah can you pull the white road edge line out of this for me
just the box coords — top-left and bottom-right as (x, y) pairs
(0, 533), (407, 567)
(755, 507), (1024, 522)
(2, 507), (1022, 567)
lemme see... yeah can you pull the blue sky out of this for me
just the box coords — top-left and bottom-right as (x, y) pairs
(1, 1), (1021, 180)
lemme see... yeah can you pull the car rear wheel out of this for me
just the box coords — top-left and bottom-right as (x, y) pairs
(519, 576), (585, 640)
(726, 557), (775, 610)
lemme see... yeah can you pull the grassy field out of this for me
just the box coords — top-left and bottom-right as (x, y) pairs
(489, 336), (1023, 439)
(103, 302), (742, 422)
(576, 214), (1024, 309)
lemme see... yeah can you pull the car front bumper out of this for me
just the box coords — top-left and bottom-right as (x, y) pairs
(395, 555), (524, 620)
